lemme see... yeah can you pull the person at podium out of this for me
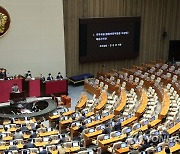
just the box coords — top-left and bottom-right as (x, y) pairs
(47, 73), (53, 81)
(56, 72), (63, 80)
(11, 84), (20, 93)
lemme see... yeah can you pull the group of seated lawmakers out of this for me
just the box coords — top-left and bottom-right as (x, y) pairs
(24, 71), (64, 81)
(57, 106), (180, 153)
(0, 117), (83, 154)
(0, 69), (64, 81)
(0, 60), (180, 154)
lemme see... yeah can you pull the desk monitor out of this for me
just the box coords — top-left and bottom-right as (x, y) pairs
(136, 124), (141, 129)
(119, 117), (124, 123)
(169, 122), (174, 128)
(76, 122), (81, 127)
(89, 128), (95, 133)
(86, 119), (92, 123)
(169, 141), (175, 147)
(104, 135), (110, 140)
(126, 128), (132, 133)
(116, 131), (121, 136)
(157, 146), (162, 152)
(154, 131), (159, 136)
(121, 142), (127, 148)
(144, 120), (149, 125)
(176, 118), (180, 123)
(101, 125), (105, 130)
(64, 116), (68, 120)
(110, 121), (115, 127)
(53, 112), (58, 116)
(73, 142), (79, 147)
(84, 110), (88, 114)
(151, 116), (155, 121)
(47, 128), (53, 132)
(127, 114), (131, 119)
(43, 137), (49, 142)
(104, 112), (109, 117)
(96, 115), (101, 120)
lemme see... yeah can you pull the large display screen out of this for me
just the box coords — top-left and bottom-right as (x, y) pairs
(79, 17), (141, 62)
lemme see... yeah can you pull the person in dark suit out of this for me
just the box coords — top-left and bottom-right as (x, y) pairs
(56, 72), (63, 80)
(78, 121), (86, 133)
(102, 124), (112, 134)
(47, 73), (53, 81)
(23, 138), (35, 149)
(114, 119), (122, 131)
(78, 112), (86, 122)
(0, 68), (6, 79)
(20, 124), (28, 132)
(30, 129), (37, 138)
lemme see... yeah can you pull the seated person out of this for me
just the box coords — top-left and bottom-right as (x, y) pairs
(0, 68), (6, 79)
(40, 74), (45, 82)
(47, 73), (53, 81)
(11, 84), (20, 93)
(25, 70), (32, 79)
(56, 72), (63, 80)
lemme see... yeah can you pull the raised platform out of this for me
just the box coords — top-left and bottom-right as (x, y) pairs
(69, 73), (94, 85)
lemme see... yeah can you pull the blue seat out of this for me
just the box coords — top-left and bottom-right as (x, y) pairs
(69, 73), (94, 84)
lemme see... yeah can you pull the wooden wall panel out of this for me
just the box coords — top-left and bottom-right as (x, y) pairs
(63, 0), (180, 77)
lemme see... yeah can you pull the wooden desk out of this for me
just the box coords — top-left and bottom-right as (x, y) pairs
(59, 119), (72, 133)
(86, 112), (94, 118)
(158, 90), (170, 120)
(84, 82), (101, 97)
(39, 130), (58, 137)
(98, 78), (119, 93)
(121, 117), (137, 127)
(135, 89), (148, 117)
(75, 94), (88, 110)
(17, 143), (24, 149)
(23, 134), (31, 139)
(84, 130), (102, 147)
(63, 110), (75, 116)
(150, 119), (162, 127)
(49, 114), (60, 121)
(86, 114), (114, 128)
(168, 122), (180, 135)
(114, 89), (127, 115)
(98, 134), (127, 147)
(65, 146), (80, 153)
(0, 145), (9, 151)
(94, 91), (107, 112)
(50, 150), (58, 154)
(70, 126), (79, 140)
(2, 136), (13, 141)
(115, 147), (130, 154)
(35, 141), (48, 147)
(155, 143), (180, 154)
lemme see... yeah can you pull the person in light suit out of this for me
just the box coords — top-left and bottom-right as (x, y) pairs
(11, 84), (20, 93)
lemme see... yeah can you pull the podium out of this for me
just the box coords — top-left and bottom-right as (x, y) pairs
(10, 91), (26, 105)
(61, 95), (71, 108)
